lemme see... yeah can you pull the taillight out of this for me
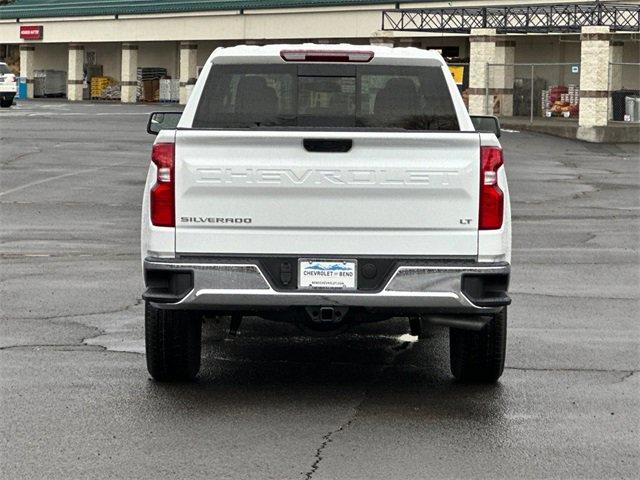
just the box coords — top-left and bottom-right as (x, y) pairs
(479, 146), (504, 230)
(150, 143), (175, 227)
(280, 50), (374, 63)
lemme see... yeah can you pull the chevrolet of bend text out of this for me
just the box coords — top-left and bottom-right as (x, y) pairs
(142, 44), (512, 383)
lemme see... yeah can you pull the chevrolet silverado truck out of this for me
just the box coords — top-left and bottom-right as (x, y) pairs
(0, 62), (17, 108)
(142, 44), (511, 383)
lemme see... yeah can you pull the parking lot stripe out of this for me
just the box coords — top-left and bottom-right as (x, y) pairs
(0, 162), (128, 198)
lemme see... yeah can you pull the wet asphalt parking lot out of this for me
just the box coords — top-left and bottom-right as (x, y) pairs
(1, 100), (638, 479)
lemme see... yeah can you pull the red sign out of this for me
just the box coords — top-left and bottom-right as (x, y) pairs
(20, 25), (43, 40)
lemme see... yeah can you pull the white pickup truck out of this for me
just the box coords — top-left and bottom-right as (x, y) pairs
(0, 62), (17, 108)
(142, 44), (511, 383)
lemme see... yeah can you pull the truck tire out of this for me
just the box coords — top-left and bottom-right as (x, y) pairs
(449, 308), (507, 383)
(0, 98), (12, 108)
(145, 301), (202, 382)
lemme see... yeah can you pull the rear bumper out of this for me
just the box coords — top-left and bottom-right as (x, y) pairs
(143, 257), (510, 314)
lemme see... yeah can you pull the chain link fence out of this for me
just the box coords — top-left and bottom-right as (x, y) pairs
(486, 62), (640, 124)
(609, 62), (640, 122)
(487, 62), (581, 122)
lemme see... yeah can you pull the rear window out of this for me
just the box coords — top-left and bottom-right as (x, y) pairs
(193, 64), (459, 131)
(0, 64), (11, 75)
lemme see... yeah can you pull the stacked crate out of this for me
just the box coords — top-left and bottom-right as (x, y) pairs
(541, 90), (549, 115)
(159, 79), (180, 103)
(170, 79), (180, 102)
(559, 85), (579, 104)
(136, 67), (167, 102)
(91, 76), (115, 99)
(541, 84), (579, 118)
(101, 84), (121, 100)
(159, 79), (178, 102)
(568, 84), (579, 106)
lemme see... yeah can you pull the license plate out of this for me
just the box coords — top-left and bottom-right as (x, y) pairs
(298, 260), (357, 290)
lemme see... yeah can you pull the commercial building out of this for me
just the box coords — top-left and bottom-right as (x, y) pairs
(1, 0), (638, 142)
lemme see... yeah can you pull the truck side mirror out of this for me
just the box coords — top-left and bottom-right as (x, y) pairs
(147, 112), (182, 135)
(470, 115), (501, 138)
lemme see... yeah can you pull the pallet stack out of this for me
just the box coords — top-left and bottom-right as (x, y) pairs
(560, 84), (579, 106)
(541, 84), (579, 118)
(90, 76), (116, 99)
(136, 67), (167, 102)
(101, 84), (121, 100)
(159, 79), (180, 102)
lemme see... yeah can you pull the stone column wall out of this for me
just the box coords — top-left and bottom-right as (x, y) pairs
(493, 40), (515, 117)
(67, 44), (84, 101)
(468, 28), (496, 115)
(19, 45), (35, 99)
(578, 26), (611, 141)
(179, 42), (198, 105)
(120, 43), (138, 104)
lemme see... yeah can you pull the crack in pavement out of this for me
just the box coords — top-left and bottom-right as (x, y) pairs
(619, 371), (635, 382)
(0, 252), (137, 260)
(77, 298), (145, 352)
(508, 291), (637, 300)
(0, 343), (145, 356)
(0, 200), (139, 207)
(302, 340), (415, 479)
(506, 367), (637, 372)
(304, 412), (359, 480)
(1, 298), (143, 322)
(506, 366), (638, 381)
(211, 356), (406, 367)
(0, 343), (104, 351)
(513, 213), (640, 220)
(1, 300), (145, 355)
(0, 147), (42, 166)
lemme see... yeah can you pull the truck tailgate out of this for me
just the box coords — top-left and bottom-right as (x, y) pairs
(174, 130), (480, 256)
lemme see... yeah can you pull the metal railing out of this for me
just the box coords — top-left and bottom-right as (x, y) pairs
(382, 2), (640, 34)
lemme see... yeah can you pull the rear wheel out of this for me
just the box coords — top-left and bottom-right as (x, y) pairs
(145, 301), (202, 382)
(0, 98), (13, 108)
(449, 308), (507, 383)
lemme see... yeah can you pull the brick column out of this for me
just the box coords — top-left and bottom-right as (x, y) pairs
(121, 43), (138, 103)
(468, 29), (496, 115)
(19, 45), (35, 99)
(493, 40), (515, 117)
(577, 26), (611, 141)
(179, 42), (198, 105)
(67, 44), (84, 101)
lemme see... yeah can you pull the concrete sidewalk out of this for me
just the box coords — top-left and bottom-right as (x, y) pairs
(500, 115), (640, 143)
